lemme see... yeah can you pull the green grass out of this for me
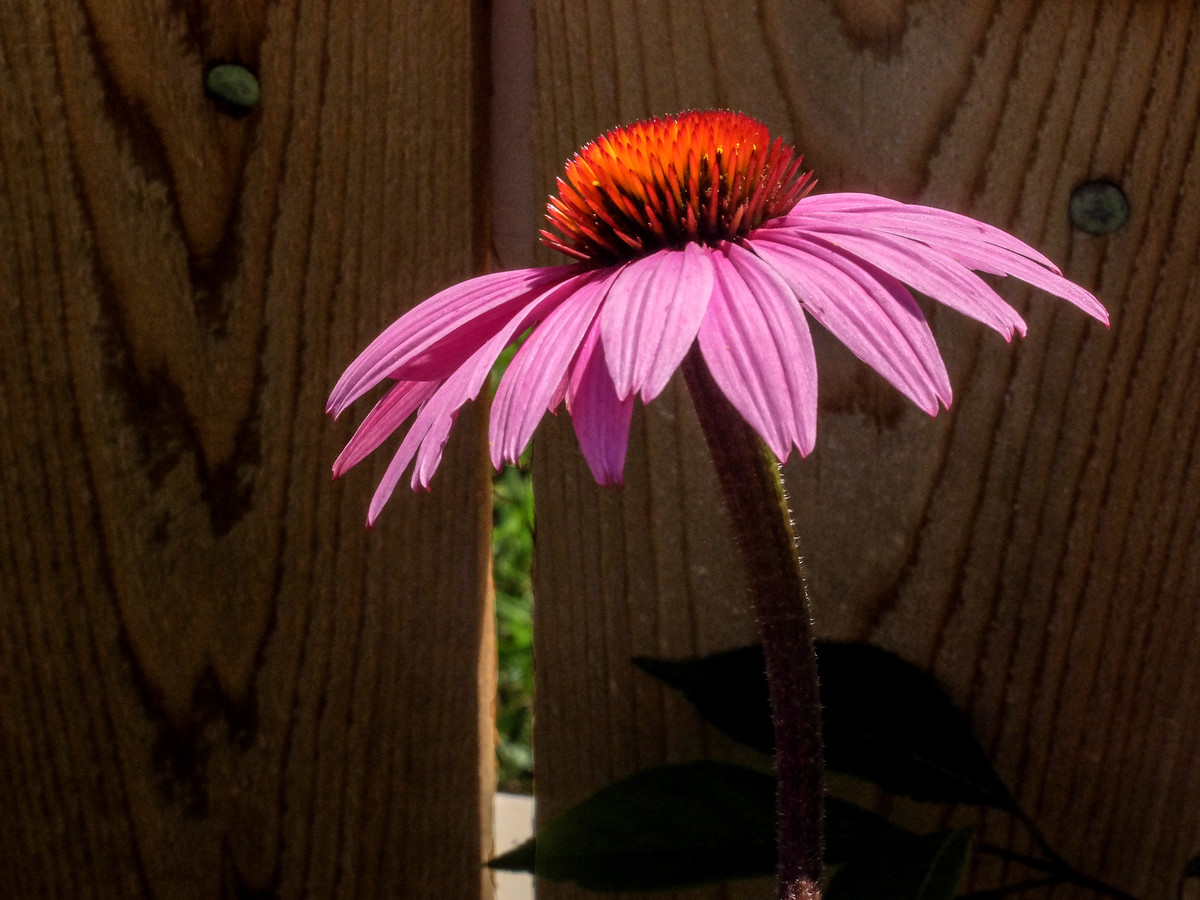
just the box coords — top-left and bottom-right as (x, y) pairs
(493, 462), (535, 793)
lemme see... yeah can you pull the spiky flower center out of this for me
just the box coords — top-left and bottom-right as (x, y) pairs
(541, 110), (815, 264)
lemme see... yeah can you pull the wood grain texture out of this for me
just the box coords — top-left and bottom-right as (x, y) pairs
(0, 1), (495, 898)
(529, 1), (1200, 898)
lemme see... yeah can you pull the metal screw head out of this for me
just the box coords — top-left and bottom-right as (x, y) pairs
(1069, 181), (1129, 235)
(205, 63), (260, 114)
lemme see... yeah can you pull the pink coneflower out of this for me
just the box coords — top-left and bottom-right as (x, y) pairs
(328, 110), (1107, 524)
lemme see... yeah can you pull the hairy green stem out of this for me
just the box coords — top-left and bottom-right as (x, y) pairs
(682, 345), (824, 900)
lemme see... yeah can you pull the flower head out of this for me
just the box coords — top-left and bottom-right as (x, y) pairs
(541, 111), (814, 262)
(329, 110), (1108, 525)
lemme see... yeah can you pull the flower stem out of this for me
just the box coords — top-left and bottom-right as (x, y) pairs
(682, 345), (824, 900)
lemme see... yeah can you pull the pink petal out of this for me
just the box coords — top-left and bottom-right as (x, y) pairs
(748, 234), (951, 415)
(367, 361), (503, 524)
(368, 415), (442, 525)
(696, 242), (818, 460)
(364, 272), (592, 523)
(785, 195), (1108, 324)
(566, 320), (634, 485)
(328, 265), (577, 417)
(489, 267), (618, 468)
(790, 193), (1060, 268)
(333, 378), (440, 477)
(773, 225), (1027, 339)
(599, 243), (716, 403)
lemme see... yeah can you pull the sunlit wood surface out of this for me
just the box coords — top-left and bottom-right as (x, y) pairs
(0, 1), (494, 897)
(5, 0), (1200, 898)
(530, 2), (1200, 899)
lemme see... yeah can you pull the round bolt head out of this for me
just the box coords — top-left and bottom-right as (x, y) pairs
(205, 64), (260, 114)
(1069, 181), (1129, 236)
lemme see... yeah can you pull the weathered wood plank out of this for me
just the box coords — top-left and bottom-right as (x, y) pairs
(530, 1), (1200, 897)
(0, 1), (494, 897)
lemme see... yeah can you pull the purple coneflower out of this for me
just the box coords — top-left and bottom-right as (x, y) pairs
(328, 110), (1107, 524)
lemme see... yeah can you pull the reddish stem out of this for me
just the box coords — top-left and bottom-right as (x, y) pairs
(682, 346), (824, 900)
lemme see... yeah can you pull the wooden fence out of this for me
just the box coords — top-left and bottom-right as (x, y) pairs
(3, 1), (1199, 898)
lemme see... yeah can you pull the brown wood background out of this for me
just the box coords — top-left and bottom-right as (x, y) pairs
(529, 2), (1200, 900)
(0, 0), (495, 898)
(4, 0), (1200, 898)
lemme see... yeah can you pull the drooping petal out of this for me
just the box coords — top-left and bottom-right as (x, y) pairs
(566, 320), (634, 485)
(697, 242), (818, 460)
(773, 225), (1027, 339)
(883, 226), (1108, 322)
(489, 267), (619, 468)
(328, 264), (578, 417)
(363, 271), (593, 523)
(333, 378), (440, 477)
(368, 361), (506, 524)
(748, 234), (951, 415)
(785, 195), (1108, 323)
(598, 243), (716, 402)
(790, 193), (1061, 268)
(367, 417), (436, 526)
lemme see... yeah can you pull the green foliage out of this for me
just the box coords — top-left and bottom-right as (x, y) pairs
(636, 642), (1016, 810)
(823, 796), (915, 865)
(488, 755), (974, 898)
(816, 643), (1016, 811)
(492, 642), (1135, 900)
(493, 462), (535, 792)
(489, 761), (777, 890)
(826, 827), (975, 900)
(633, 646), (774, 754)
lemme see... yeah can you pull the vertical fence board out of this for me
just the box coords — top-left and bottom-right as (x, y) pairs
(531, 1), (1200, 898)
(0, 1), (494, 898)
